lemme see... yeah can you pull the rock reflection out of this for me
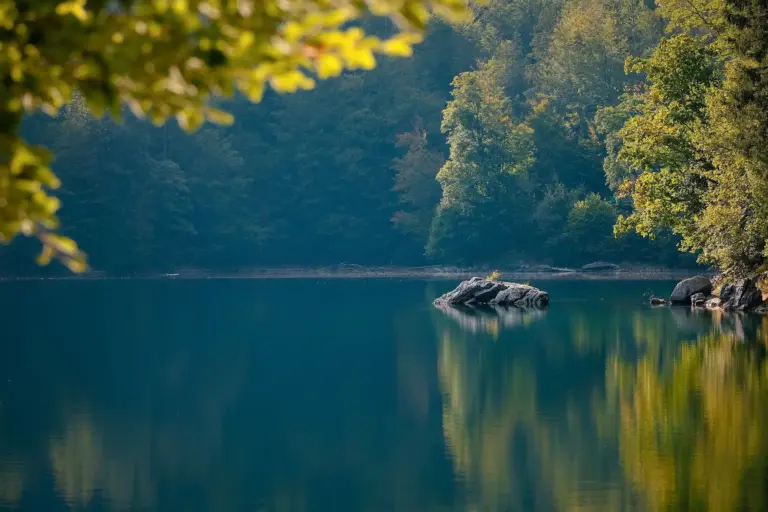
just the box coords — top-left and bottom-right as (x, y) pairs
(434, 304), (546, 337)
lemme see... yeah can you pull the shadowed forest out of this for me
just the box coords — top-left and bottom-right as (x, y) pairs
(4, 0), (766, 277)
(1, 0), (699, 275)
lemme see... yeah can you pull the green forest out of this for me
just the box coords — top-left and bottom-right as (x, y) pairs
(2, 0), (766, 276)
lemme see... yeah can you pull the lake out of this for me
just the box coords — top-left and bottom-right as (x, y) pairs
(1, 278), (767, 511)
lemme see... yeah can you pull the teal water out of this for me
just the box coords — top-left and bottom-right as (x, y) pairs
(1, 279), (767, 511)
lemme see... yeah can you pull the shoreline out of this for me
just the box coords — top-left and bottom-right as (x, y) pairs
(0, 265), (708, 282)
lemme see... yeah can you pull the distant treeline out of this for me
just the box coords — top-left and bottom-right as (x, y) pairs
(3, 1), (723, 275)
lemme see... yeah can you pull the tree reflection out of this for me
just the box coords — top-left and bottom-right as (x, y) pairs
(610, 317), (768, 511)
(434, 305), (636, 511)
(0, 280), (254, 510)
(4, 280), (768, 511)
(434, 287), (768, 512)
(0, 465), (24, 507)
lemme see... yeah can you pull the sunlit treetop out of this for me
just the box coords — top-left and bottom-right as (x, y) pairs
(0, 0), (470, 271)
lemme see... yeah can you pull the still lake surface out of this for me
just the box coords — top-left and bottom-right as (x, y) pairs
(1, 278), (767, 511)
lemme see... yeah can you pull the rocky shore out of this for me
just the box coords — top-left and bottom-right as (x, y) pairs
(656, 274), (768, 313)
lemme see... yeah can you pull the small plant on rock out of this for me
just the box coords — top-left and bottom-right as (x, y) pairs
(486, 270), (503, 281)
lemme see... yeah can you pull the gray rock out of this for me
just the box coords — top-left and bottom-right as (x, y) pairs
(581, 262), (620, 272)
(690, 292), (706, 306)
(473, 282), (507, 303)
(670, 276), (713, 304)
(717, 283), (735, 301)
(650, 296), (667, 306)
(705, 297), (723, 309)
(434, 278), (549, 308)
(440, 277), (491, 304)
(724, 278), (763, 311)
(491, 283), (550, 308)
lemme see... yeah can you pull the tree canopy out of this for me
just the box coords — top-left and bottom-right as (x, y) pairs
(611, 0), (768, 275)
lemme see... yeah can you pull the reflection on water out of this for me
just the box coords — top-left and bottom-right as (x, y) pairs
(0, 466), (23, 507)
(1, 280), (768, 511)
(435, 304), (634, 510)
(612, 320), (768, 511)
(436, 305), (546, 339)
(433, 284), (768, 511)
(434, 304), (546, 338)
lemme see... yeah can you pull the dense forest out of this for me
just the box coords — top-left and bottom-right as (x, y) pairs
(3, 0), (765, 275)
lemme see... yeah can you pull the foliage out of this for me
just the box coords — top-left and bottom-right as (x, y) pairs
(0, 0), (468, 271)
(426, 47), (536, 263)
(391, 117), (445, 244)
(561, 193), (619, 260)
(611, 0), (768, 275)
(0, 0), (711, 275)
(424, 0), (684, 267)
(486, 269), (502, 280)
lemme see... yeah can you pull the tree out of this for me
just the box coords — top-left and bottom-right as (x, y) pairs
(561, 192), (619, 261)
(611, 35), (720, 256)
(0, 0), (468, 271)
(612, 0), (768, 274)
(427, 47), (536, 263)
(531, 0), (661, 135)
(391, 118), (445, 246)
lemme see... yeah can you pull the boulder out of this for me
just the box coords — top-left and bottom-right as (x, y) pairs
(670, 276), (712, 304)
(724, 278), (763, 311)
(705, 297), (723, 309)
(650, 296), (667, 306)
(690, 292), (707, 306)
(717, 283), (735, 301)
(434, 278), (549, 308)
(581, 262), (620, 272)
(711, 273), (727, 292)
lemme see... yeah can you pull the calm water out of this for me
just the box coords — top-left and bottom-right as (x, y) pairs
(1, 279), (767, 511)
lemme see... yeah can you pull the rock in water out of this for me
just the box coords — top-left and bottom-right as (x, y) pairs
(670, 276), (712, 304)
(706, 297), (723, 309)
(434, 278), (549, 308)
(724, 278), (763, 311)
(717, 283), (735, 301)
(650, 296), (667, 306)
(690, 292), (706, 306)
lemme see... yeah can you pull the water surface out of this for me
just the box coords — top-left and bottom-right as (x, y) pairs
(1, 279), (767, 511)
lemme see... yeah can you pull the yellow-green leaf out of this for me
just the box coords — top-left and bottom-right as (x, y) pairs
(316, 55), (343, 78)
